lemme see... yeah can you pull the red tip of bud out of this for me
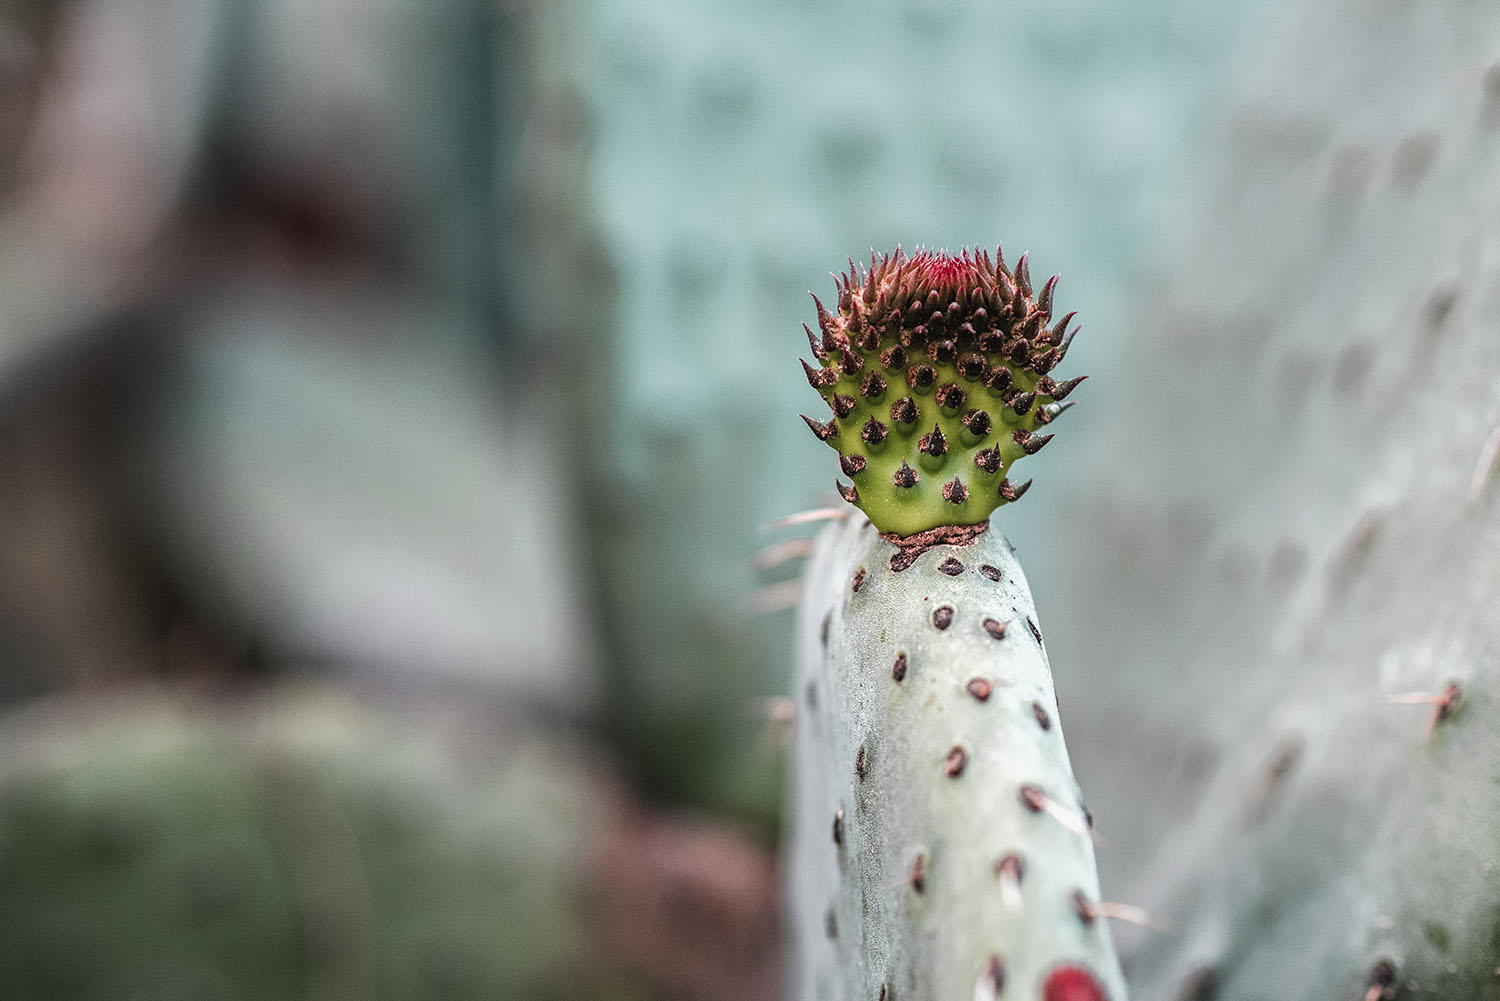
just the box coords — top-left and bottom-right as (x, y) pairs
(912, 251), (981, 289)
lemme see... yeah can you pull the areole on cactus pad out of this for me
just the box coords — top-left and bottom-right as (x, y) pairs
(800, 247), (1082, 538)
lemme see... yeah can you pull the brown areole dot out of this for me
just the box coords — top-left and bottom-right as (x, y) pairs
(1027, 616), (1043, 645)
(933, 606), (954, 630)
(966, 678), (993, 701)
(978, 564), (1002, 582)
(832, 808), (844, 846)
(1019, 784), (1045, 813)
(999, 478), (1032, 503)
(995, 852), (1024, 883)
(855, 745), (867, 780)
(1072, 889), (1096, 926)
(907, 364), (936, 390)
(979, 956), (1006, 998)
(1435, 680), (1464, 725)
(942, 477), (969, 504)
(983, 618), (1008, 640)
(801, 414), (838, 441)
(935, 383), (968, 411)
(938, 556), (965, 576)
(890, 395), (919, 425)
(892, 652), (908, 682)
(1032, 701), (1052, 731)
(801, 358), (837, 389)
(852, 566), (867, 593)
(909, 853), (926, 893)
(944, 745), (968, 778)
(957, 353), (988, 380)
(961, 408), (992, 437)
(1365, 959), (1397, 1001)
(918, 424), (949, 457)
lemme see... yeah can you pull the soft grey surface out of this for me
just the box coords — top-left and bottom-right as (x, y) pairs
(145, 284), (602, 713)
(1038, 0), (1500, 995)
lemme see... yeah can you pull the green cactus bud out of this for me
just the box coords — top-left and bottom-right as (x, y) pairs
(799, 247), (1083, 538)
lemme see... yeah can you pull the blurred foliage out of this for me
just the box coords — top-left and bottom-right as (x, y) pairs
(0, 687), (629, 1001)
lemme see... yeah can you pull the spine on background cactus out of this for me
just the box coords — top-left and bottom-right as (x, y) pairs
(787, 248), (1126, 1001)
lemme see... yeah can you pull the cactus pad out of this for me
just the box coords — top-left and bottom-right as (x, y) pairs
(800, 247), (1083, 537)
(787, 514), (1128, 1000)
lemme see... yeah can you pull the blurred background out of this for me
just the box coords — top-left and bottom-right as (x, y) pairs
(0, 0), (1276, 998)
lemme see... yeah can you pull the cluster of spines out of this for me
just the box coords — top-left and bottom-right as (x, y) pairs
(799, 247), (1083, 537)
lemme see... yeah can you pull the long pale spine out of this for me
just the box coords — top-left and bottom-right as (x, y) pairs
(788, 513), (1127, 1001)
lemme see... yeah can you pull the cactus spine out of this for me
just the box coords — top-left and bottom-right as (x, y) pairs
(788, 248), (1126, 1000)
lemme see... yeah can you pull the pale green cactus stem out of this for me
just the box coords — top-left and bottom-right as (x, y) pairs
(787, 514), (1128, 1001)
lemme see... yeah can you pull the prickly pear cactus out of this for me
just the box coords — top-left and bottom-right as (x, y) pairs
(787, 249), (1126, 1000)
